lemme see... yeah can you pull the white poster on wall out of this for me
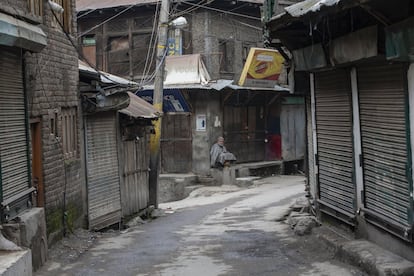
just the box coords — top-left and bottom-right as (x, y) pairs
(196, 114), (206, 131)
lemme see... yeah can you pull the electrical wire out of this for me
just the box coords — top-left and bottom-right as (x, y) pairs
(50, 3), (137, 87)
(76, 8), (98, 19)
(140, 1), (161, 86)
(76, 1), (262, 86)
(77, 3), (139, 38)
(180, 1), (261, 21)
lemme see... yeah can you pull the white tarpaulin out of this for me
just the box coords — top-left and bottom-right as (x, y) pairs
(164, 54), (211, 85)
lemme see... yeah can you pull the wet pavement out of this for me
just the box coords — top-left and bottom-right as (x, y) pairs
(35, 176), (366, 276)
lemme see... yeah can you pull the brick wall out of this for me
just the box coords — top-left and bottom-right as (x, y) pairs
(7, 0), (85, 245)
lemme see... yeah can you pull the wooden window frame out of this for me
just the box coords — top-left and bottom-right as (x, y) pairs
(61, 107), (78, 159)
(28, 0), (43, 17)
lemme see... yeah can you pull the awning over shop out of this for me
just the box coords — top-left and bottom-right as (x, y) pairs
(142, 79), (233, 91)
(136, 89), (191, 113)
(228, 83), (289, 92)
(0, 12), (47, 52)
(119, 92), (161, 119)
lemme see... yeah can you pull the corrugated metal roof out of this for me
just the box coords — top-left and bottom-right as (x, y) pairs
(77, 0), (263, 12)
(142, 79), (233, 91)
(119, 92), (161, 119)
(228, 83), (289, 91)
(284, 0), (342, 17)
(79, 60), (138, 86)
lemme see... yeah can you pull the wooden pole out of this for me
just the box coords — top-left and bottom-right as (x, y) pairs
(149, 0), (170, 208)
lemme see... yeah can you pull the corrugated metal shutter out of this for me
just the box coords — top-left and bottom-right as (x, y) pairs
(0, 47), (30, 219)
(86, 112), (121, 230)
(358, 64), (411, 231)
(315, 69), (355, 218)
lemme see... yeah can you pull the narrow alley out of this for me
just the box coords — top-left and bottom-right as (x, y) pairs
(35, 176), (365, 276)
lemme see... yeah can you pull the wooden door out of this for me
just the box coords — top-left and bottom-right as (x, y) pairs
(30, 119), (44, 207)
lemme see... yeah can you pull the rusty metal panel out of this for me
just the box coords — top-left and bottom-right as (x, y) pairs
(315, 69), (355, 216)
(86, 112), (121, 230)
(358, 64), (411, 228)
(0, 47), (31, 220)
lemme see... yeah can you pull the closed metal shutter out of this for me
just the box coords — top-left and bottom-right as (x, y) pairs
(358, 64), (411, 234)
(315, 69), (355, 219)
(0, 47), (31, 219)
(86, 112), (121, 230)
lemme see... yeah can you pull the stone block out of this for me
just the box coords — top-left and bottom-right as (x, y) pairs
(0, 250), (32, 276)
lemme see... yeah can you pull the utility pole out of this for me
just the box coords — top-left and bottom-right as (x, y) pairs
(149, 0), (170, 208)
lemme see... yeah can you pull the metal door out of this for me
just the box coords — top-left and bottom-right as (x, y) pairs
(358, 64), (412, 238)
(315, 69), (355, 220)
(85, 112), (121, 230)
(0, 47), (31, 220)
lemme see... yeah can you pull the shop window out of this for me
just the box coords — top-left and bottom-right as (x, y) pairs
(62, 107), (78, 159)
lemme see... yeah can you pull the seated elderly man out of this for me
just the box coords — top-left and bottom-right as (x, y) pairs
(210, 136), (236, 168)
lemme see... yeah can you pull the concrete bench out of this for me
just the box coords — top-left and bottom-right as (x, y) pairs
(234, 161), (283, 178)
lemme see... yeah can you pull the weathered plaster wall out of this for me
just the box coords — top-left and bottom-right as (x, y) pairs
(191, 91), (223, 175)
(191, 10), (262, 81)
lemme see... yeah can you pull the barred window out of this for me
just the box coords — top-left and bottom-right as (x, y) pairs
(62, 107), (78, 159)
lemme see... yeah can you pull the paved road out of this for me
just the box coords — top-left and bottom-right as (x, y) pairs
(36, 176), (365, 276)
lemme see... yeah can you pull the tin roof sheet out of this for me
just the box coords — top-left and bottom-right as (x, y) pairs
(76, 0), (263, 12)
(119, 92), (161, 118)
(79, 60), (138, 86)
(284, 0), (342, 17)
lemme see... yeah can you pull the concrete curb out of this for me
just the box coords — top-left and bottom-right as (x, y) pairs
(316, 226), (414, 276)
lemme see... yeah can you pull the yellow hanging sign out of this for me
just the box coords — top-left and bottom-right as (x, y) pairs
(238, 47), (285, 88)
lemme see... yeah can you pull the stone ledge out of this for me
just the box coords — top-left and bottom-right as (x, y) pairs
(0, 250), (32, 276)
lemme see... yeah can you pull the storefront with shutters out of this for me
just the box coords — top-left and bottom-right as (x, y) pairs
(0, 14), (46, 222)
(266, 0), (414, 259)
(313, 69), (356, 224)
(80, 61), (159, 230)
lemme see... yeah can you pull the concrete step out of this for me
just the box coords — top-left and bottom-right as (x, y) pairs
(183, 185), (205, 198)
(196, 176), (217, 186)
(316, 226), (414, 276)
(235, 176), (261, 187)
(0, 250), (32, 276)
